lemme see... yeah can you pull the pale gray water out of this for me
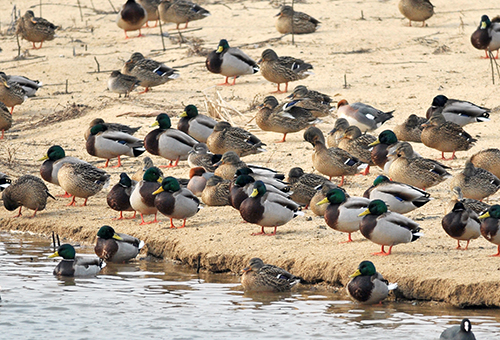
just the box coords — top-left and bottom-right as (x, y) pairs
(1, 231), (499, 340)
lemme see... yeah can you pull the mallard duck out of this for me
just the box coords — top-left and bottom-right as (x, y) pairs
(369, 130), (399, 171)
(426, 95), (490, 126)
(214, 151), (246, 180)
(440, 319), (477, 340)
(152, 176), (201, 228)
(205, 39), (259, 86)
(287, 167), (330, 207)
(137, 0), (161, 27)
(241, 257), (300, 292)
(86, 124), (145, 168)
(310, 182), (338, 216)
(0, 71), (42, 98)
(107, 70), (141, 97)
(235, 167), (289, 192)
(363, 175), (431, 214)
(116, 0), (148, 38)
(58, 163), (110, 206)
(470, 148), (500, 179)
(442, 202), (481, 250)
(122, 52), (179, 93)
(187, 167), (213, 196)
(398, 0), (434, 27)
(421, 112), (476, 160)
(287, 85), (332, 118)
(393, 114), (427, 143)
(2, 175), (54, 217)
(131, 156), (161, 182)
(0, 102), (13, 139)
(337, 99), (394, 133)
(448, 160), (500, 201)
(107, 173), (137, 220)
(358, 199), (423, 255)
(0, 76), (27, 114)
(206, 121), (266, 157)
(317, 188), (370, 242)
(187, 143), (220, 172)
(338, 126), (376, 175)
(0, 172), (11, 192)
(305, 127), (367, 186)
(84, 117), (141, 141)
(347, 261), (397, 305)
(256, 96), (320, 143)
(388, 142), (451, 189)
(327, 118), (350, 148)
(258, 49), (313, 93)
(479, 205), (500, 257)
(230, 174), (291, 210)
(177, 104), (217, 143)
(239, 181), (302, 236)
(15, 10), (58, 49)
(158, 0), (210, 29)
(471, 15), (500, 59)
(95, 225), (144, 263)
(275, 5), (320, 34)
(447, 186), (490, 215)
(144, 113), (198, 167)
(49, 244), (105, 277)
(129, 167), (163, 224)
(201, 175), (230, 206)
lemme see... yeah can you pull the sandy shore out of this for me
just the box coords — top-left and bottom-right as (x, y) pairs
(1, 0), (500, 307)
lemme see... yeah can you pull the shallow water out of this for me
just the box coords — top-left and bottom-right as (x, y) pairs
(1, 232), (499, 340)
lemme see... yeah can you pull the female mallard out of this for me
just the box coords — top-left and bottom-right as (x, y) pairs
(239, 180), (302, 236)
(95, 225), (144, 263)
(158, 0), (210, 29)
(241, 257), (300, 292)
(347, 261), (397, 305)
(201, 175), (230, 206)
(84, 118), (141, 141)
(447, 186), (490, 215)
(144, 113), (198, 168)
(58, 163), (110, 206)
(287, 85), (332, 118)
(327, 118), (350, 148)
(187, 143), (220, 172)
(388, 142), (451, 189)
(363, 175), (431, 214)
(440, 318), (476, 340)
(448, 160), (500, 201)
(442, 202), (481, 250)
(470, 148), (500, 179)
(177, 104), (217, 143)
(0, 71), (42, 98)
(393, 114), (427, 143)
(471, 15), (500, 59)
(206, 121), (266, 157)
(49, 244), (105, 277)
(0, 102), (13, 139)
(258, 49), (313, 93)
(275, 5), (320, 35)
(116, 0), (148, 38)
(214, 151), (247, 180)
(0, 76), (27, 114)
(86, 124), (145, 168)
(107, 70), (140, 97)
(338, 126), (376, 175)
(15, 10), (58, 49)
(421, 112), (476, 160)
(479, 205), (500, 257)
(152, 176), (201, 228)
(137, 0), (161, 27)
(2, 175), (54, 217)
(107, 173), (137, 220)
(287, 167), (330, 207)
(129, 167), (163, 224)
(358, 199), (423, 255)
(426, 95), (490, 126)
(310, 182), (338, 216)
(369, 130), (399, 171)
(398, 0), (434, 27)
(122, 52), (179, 93)
(316, 188), (370, 243)
(256, 95), (320, 143)
(206, 39), (259, 86)
(337, 99), (394, 133)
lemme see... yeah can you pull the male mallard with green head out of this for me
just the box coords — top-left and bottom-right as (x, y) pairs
(347, 261), (397, 305)
(479, 205), (500, 257)
(177, 104), (217, 143)
(471, 15), (500, 59)
(129, 167), (163, 225)
(442, 202), (481, 250)
(95, 225), (144, 263)
(49, 244), (105, 277)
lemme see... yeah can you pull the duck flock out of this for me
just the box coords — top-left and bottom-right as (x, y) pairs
(0, 0), (500, 315)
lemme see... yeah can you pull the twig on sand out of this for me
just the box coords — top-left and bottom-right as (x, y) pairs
(202, 88), (245, 124)
(488, 50), (500, 85)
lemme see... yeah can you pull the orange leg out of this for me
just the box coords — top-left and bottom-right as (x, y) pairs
(372, 245), (392, 256)
(138, 87), (150, 94)
(179, 219), (187, 228)
(67, 196), (77, 206)
(113, 211), (125, 220)
(32, 41), (43, 49)
(56, 191), (72, 198)
(455, 240), (462, 250)
(13, 206), (22, 217)
(124, 30), (130, 39)
(139, 213), (158, 225)
(137, 29), (143, 37)
(1, 130), (4, 139)
(463, 240), (471, 250)
(170, 218), (176, 228)
(276, 133), (287, 143)
(361, 165), (370, 176)
(252, 226), (267, 236)
(184, 22), (189, 29)
(10, 106), (14, 115)
(82, 198), (88, 206)
(111, 156), (122, 168)
(339, 233), (353, 244)
(439, 151), (456, 160)
(125, 211), (137, 219)
(160, 157), (180, 168)
(489, 245), (500, 257)
(30, 209), (39, 218)
(339, 176), (345, 186)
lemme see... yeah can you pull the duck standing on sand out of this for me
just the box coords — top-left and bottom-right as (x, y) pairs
(327, 118), (350, 148)
(448, 160), (500, 201)
(49, 244), (105, 277)
(206, 121), (266, 157)
(259, 49), (313, 93)
(57, 163), (110, 206)
(158, 0), (210, 29)
(338, 126), (376, 175)
(129, 167), (163, 225)
(137, 0), (161, 27)
(107, 70), (141, 98)
(241, 257), (300, 292)
(2, 175), (54, 217)
(337, 99), (394, 133)
(393, 114), (427, 143)
(15, 10), (58, 49)
(95, 225), (144, 263)
(426, 95), (490, 126)
(201, 175), (230, 206)
(347, 261), (397, 305)
(84, 118), (141, 141)
(471, 15), (500, 59)
(275, 5), (320, 34)
(398, 0), (434, 27)
(479, 205), (500, 257)
(369, 130), (399, 172)
(117, 0), (148, 38)
(0, 76), (27, 115)
(287, 85), (333, 118)
(0, 102), (13, 139)
(107, 173), (137, 220)
(177, 105), (217, 143)
(206, 39), (259, 86)
(442, 202), (481, 250)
